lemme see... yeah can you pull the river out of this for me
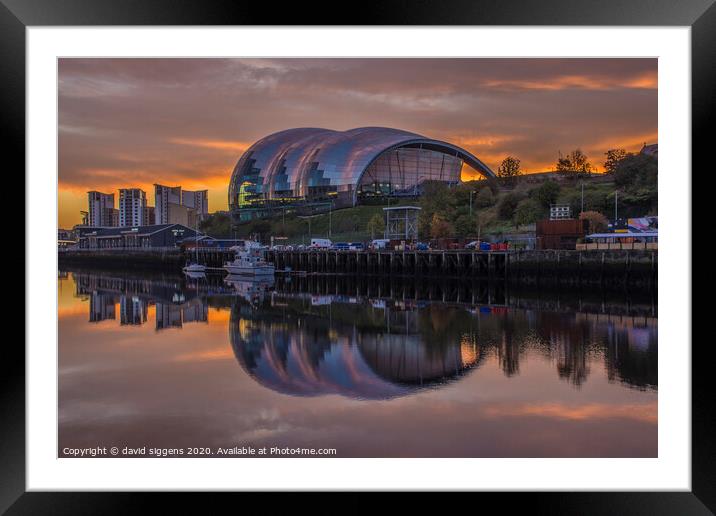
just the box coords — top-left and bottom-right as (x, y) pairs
(58, 269), (657, 458)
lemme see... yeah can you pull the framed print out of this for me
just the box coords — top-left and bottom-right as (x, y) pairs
(4, 0), (713, 511)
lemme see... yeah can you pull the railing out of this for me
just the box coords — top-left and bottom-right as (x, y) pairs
(576, 243), (658, 251)
(64, 246), (182, 252)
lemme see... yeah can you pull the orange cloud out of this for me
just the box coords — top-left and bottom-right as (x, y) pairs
(169, 138), (250, 153)
(483, 71), (657, 91)
(483, 401), (657, 424)
(173, 347), (236, 363)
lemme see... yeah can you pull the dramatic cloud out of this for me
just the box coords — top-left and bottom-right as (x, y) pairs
(58, 58), (657, 227)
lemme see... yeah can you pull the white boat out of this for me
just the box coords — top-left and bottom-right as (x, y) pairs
(224, 274), (274, 305)
(183, 262), (207, 273)
(184, 269), (206, 280)
(223, 242), (275, 276)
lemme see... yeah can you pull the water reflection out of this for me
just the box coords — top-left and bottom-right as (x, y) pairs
(59, 269), (658, 457)
(74, 272), (209, 330)
(230, 304), (483, 400)
(67, 270), (657, 396)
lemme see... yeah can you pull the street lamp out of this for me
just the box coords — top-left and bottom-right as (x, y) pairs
(614, 190), (618, 221)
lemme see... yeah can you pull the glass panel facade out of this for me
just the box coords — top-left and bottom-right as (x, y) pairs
(228, 127), (494, 212)
(358, 147), (463, 195)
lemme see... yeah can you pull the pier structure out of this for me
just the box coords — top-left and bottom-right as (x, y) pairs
(267, 248), (507, 277)
(58, 247), (657, 287)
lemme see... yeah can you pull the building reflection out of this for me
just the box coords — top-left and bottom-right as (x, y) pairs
(89, 291), (116, 322)
(72, 271), (209, 330)
(229, 298), (484, 400)
(120, 295), (148, 325)
(228, 286), (657, 395)
(64, 270), (657, 393)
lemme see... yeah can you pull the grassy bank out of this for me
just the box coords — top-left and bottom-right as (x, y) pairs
(200, 169), (656, 243)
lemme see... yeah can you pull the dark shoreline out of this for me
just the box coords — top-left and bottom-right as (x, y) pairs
(59, 248), (657, 290)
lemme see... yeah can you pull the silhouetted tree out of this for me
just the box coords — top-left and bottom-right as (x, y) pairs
(556, 149), (594, 177)
(604, 148), (629, 174)
(497, 156), (522, 185)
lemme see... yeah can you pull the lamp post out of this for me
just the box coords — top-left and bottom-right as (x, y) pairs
(614, 190), (618, 221)
(469, 190), (476, 217)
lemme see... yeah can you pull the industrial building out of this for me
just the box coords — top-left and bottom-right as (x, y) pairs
(228, 127), (495, 220)
(76, 223), (201, 250)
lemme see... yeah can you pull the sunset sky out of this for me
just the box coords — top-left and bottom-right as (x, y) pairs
(58, 58), (657, 228)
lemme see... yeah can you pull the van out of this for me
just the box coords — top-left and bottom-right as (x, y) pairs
(310, 238), (332, 249)
(370, 239), (390, 250)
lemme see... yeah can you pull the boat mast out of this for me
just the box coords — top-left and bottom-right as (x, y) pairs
(195, 216), (199, 263)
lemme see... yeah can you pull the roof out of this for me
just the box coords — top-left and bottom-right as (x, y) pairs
(586, 232), (658, 239)
(383, 206), (422, 211)
(229, 127), (495, 207)
(79, 223), (196, 238)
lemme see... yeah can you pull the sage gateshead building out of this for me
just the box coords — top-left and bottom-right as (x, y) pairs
(228, 127), (495, 220)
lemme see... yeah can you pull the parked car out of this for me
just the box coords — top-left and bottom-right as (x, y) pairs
(415, 242), (429, 251)
(348, 242), (364, 250)
(370, 239), (390, 250)
(310, 238), (332, 249)
(332, 242), (350, 250)
(465, 240), (480, 249)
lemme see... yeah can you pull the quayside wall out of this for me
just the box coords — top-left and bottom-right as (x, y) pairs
(58, 248), (656, 288)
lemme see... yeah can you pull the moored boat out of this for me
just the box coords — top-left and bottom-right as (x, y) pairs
(223, 242), (275, 276)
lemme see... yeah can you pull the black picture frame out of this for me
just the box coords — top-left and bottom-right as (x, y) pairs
(4, 0), (711, 511)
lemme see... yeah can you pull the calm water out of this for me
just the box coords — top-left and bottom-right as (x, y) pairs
(58, 269), (657, 458)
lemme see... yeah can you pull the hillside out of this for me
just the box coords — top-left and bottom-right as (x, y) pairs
(200, 156), (657, 243)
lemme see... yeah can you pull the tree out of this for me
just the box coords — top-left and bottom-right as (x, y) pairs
(579, 210), (609, 233)
(366, 213), (385, 239)
(556, 149), (594, 177)
(534, 179), (561, 208)
(454, 214), (477, 237)
(198, 212), (233, 237)
(497, 156), (522, 185)
(474, 187), (495, 208)
(612, 153), (658, 190)
(513, 198), (542, 229)
(430, 214), (454, 239)
(604, 148), (628, 174)
(497, 191), (523, 219)
(247, 220), (271, 242)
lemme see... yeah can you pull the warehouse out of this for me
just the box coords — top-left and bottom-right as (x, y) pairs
(77, 224), (201, 250)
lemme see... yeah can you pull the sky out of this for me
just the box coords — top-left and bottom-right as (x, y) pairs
(58, 58), (657, 228)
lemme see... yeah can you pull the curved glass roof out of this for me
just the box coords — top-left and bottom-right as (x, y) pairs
(229, 127), (495, 208)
